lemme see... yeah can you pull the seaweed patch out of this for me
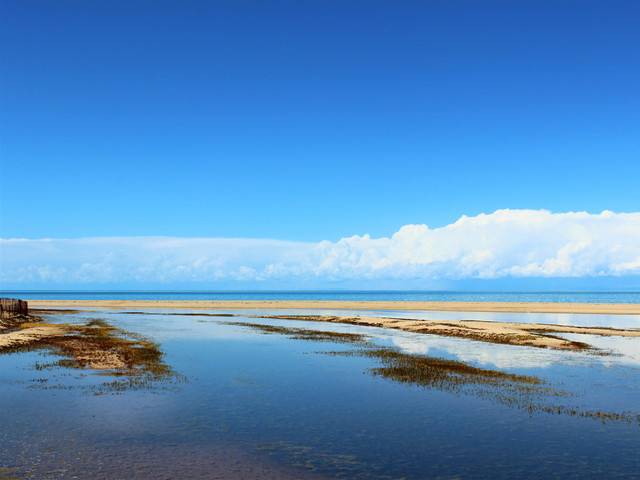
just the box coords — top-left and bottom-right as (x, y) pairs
(1, 316), (183, 394)
(228, 320), (640, 425)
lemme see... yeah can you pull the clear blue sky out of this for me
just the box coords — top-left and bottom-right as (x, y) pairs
(1, 0), (639, 242)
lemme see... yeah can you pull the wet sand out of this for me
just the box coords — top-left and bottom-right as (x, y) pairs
(245, 314), (640, 350)
(26, 299), (640, 315)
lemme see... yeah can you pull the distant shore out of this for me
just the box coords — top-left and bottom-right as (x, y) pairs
(27, 299), (640, 315)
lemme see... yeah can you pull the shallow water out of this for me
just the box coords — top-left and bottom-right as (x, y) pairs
(224, 308), (640, 329)
(6, 289), (640, 303)
(48, 305), (640, 329)
(1, 310), (640, 479)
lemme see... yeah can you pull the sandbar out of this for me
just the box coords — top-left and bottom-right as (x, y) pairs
(244, 313), (640, 350)
(5, 300), (640, 353)
(26, 299), (640, 315)
(20, 299), (640, 351)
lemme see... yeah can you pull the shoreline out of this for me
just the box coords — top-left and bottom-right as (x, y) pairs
(13, 306), (640, 352)
(5, 300), (640, 357)
(26, 299), (640, 315)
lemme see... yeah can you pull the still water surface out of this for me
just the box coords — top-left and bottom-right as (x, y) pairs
(1, 309), (639, 479)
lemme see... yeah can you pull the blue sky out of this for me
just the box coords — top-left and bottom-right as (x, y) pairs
(1, 1), (639, 289)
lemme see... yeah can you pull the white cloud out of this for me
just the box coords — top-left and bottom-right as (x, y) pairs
(310, 209), (640, 280)
(1, 209), (639, 285)
(0, 237), (314, 284)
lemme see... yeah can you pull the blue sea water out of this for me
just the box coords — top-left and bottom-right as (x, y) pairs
(3, 289), (640, 303)
(1, 309), (639, 479)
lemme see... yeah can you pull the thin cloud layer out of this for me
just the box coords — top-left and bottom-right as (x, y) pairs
(1, 237), (313, 284)
(2, 210), (639, 285)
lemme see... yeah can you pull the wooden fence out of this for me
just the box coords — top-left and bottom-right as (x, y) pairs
(0, 298), (29, 318)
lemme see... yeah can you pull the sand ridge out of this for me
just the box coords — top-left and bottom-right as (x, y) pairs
(26, 299), (640, 315)
(9, 301), (640, 352)
(247, 314), (640, 350)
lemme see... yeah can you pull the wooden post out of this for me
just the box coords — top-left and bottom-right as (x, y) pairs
(0, 298), (29, 318)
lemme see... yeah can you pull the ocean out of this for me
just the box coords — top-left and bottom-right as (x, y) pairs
(3, 289), (640, 303)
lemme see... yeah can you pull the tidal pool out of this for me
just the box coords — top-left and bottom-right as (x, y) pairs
(1, 309), (640, 479)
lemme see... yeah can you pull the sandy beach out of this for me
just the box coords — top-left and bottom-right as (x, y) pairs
(26, 299), (640, 315)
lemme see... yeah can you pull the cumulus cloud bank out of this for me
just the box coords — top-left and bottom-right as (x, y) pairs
(312, 209), (640, 280)
(2, 209), (639, 285)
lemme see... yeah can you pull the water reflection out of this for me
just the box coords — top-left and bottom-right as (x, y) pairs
(42, 306), (640, 329)
(212, 308), (640, 329)
(79, 308), (640, 369)
(389, 330), (640, 369)
(280, 309), (640, 329)
(3, 310), (640, 479)
(554, 333), (640, 367)
(222, 318), (640, 425)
